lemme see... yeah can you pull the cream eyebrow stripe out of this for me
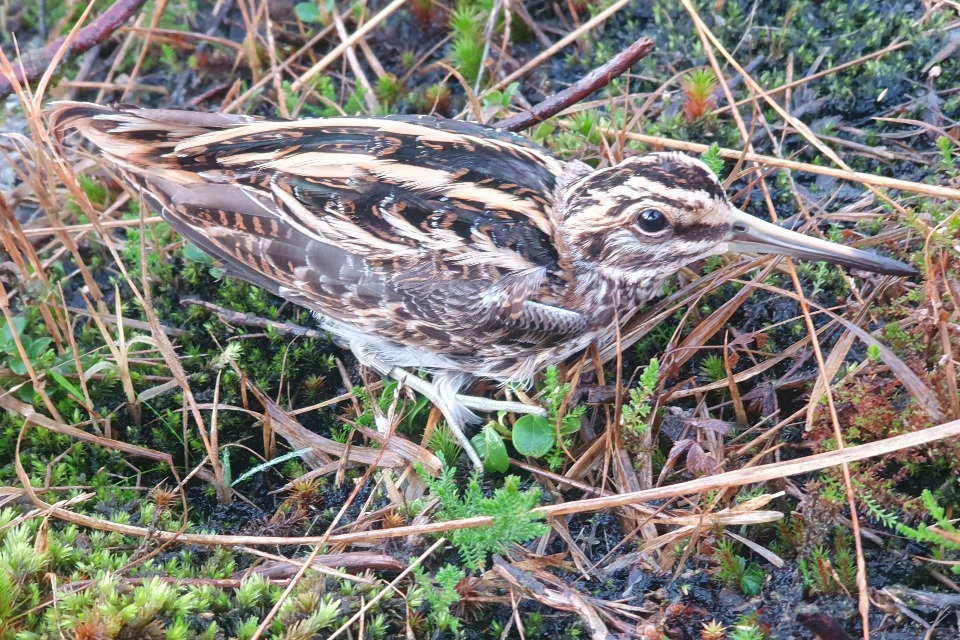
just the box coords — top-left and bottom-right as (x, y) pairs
(622, 176), (719, 203)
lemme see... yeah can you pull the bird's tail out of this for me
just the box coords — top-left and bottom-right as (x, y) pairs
(46, 101), (258, 170)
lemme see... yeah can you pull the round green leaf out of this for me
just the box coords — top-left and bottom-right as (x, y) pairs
(512, 414), (555, 458)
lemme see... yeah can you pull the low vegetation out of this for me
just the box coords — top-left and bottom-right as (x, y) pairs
(0, 0), (958, 637)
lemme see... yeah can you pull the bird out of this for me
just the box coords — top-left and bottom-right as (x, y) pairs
(48, 102), (915, 470)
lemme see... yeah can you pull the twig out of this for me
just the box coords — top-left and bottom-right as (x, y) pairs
(483, 0), (633, 95)
(19, 414), (960, 547)
(495, 36), (654, 132)
(332, 8), (379, 114)
(288, 0), (406, 93)
(615, 130), (960, 201)
(0, 0), (149, 100)
(180, 297), (327, 340)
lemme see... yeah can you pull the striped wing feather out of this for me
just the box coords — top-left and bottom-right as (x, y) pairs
(49, 103), (587, 359)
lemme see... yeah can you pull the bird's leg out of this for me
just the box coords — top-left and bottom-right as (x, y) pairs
(350, 344), (545, 471)
(382, 366), (484, 471)
(349, 344), (483, 469)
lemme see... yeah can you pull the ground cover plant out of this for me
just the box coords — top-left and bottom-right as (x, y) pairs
(0, 0), (959, 638)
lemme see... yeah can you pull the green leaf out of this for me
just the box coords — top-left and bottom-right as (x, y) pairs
(740, 563), (765, 596)
(482, 89), (504, 107)
(16, 385), (35, 403)
(182, 242), (214, 264)
(472, 425), (509, 473)
(47, 368), (84, 401)
(231, 448), (313, 486)
(294, 2), (322, 23)
(222, 447), (231, 486)
(512, 414), (554, 457)
(0, 316), (26, 350)
(8, 359), (27, 376)
(24, 336), (52, 359)
(532, 122), (555, 145)
(560, 415), (581, 435)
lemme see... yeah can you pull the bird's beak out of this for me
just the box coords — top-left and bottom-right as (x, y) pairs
(728, 209), (917, 277)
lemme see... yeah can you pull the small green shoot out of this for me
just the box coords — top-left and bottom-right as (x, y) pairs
(431, 425), (464, 466)
(798, 546), (837, 595)
(729, 616), (766, 640)
(449, 5), (485, 86)
(701, 143), (724, 178)
(622, 358), (659, 435)
(412, 563), (465, 634)
(936, 135), (957, 178)
(699, 354), (726, 383)
(682, 68), (718, 121)
(715, 539), (765, 596)
(375, 73), (404, 108)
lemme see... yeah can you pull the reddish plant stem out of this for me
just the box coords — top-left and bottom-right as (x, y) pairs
(495, 36), (655, 133)
(0, 0), (149, 99)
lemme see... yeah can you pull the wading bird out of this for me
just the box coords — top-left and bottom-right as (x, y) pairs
(49, 103), (915, 469)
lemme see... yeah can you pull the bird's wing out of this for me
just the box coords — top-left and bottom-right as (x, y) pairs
(49, 104), (588, 351)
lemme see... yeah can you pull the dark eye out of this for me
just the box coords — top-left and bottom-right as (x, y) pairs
(637, 208), (668, 234)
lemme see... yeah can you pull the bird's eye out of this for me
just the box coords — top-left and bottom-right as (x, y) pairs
(636, 208), (669, 234)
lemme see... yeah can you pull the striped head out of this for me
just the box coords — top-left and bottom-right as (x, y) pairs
(561, 153), (736, 285)
(560, 152), (915, 285)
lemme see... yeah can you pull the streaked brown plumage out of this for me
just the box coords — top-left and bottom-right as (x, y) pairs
(48, 102), (915, 469)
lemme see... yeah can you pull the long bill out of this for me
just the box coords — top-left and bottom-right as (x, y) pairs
(728, 210), (917, 277)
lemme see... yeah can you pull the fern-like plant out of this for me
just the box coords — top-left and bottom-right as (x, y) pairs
(419, 466), (547, 570)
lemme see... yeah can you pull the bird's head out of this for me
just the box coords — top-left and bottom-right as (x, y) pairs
(560, 152), (915, 285)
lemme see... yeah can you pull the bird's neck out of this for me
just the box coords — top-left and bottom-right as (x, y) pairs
(572, 267), (669, 330)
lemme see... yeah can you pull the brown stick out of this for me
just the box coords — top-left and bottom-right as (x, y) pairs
(0, 0), (149, 99)
(494, 36), (654, 133)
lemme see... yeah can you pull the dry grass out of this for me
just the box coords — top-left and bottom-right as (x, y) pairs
(1, 0), (958, 637)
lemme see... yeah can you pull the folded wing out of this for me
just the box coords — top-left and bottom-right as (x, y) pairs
(49, 103), (588, 355)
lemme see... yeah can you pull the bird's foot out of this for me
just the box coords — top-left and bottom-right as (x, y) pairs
(454, 393), (546, 417)
(383, 366), (485, 471)
(350, 344), (544, 471)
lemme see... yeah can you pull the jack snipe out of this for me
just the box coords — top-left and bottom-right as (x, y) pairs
(49, 103), (915, 470)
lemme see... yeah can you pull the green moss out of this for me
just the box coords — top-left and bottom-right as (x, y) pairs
(3, 0), (958, 635)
